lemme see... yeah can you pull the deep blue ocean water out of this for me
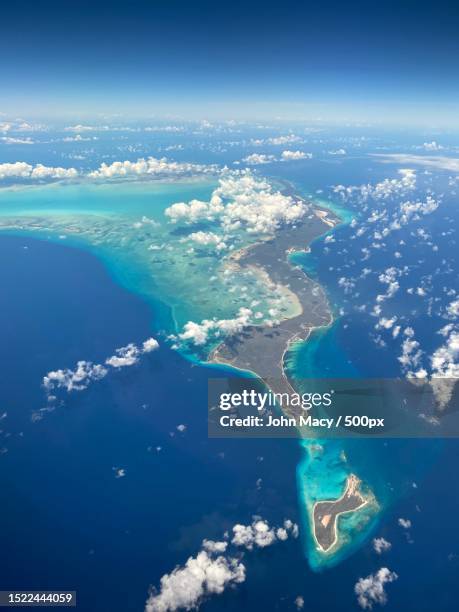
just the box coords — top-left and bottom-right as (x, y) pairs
(1, 234), (459, 611)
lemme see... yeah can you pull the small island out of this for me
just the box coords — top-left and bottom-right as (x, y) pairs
(312, 474), (368, 553)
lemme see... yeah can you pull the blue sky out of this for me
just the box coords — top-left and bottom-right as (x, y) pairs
(2, 0), (459, 124)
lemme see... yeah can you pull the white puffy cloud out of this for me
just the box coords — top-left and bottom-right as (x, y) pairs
(0, 161), (78, 181)
(88, 156), (216, 179)
(106, 337), (159, 367)
(143, 337), (160, 352)
(145, 551), (245, 612)
(165, 171), (308, 235)
(372, 537), (392, 554)
(354, 567), (398, 609)
(398, 328), (423, 373)
(242, 153), (275, 165)
(398, 196), (438, 225)
(145, 516), (298, 611)
(43, 337), (159, 395)
(281, 150), (311, 161)
(105, 343), (142, 368)
(334, 168), (416, 202)
(187, 231), (227, 251)
(178, 307), (253, 346)
(231, 518), (298, 550)
(202, 540), (228, 554)
(267, 134), (302, 145)
(398, 518), (411, 529)
(43, 361), (108, 393)
(294, 596), (305, 610)
(446, 299), (459, 319)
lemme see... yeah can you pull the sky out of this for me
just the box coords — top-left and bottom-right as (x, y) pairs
(2, 0), (459, 124)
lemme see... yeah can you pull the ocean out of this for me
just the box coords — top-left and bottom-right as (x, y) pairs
(0, 162), (458, 610)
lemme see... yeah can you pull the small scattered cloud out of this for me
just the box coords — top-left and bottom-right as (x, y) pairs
(281, 150), (311, 161)
(354, 567), (398, 609)
(242, 153), (275, 165)
(372, 537), (392, 554)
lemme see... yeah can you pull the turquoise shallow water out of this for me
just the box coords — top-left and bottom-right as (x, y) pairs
(0, 180), (291, 334)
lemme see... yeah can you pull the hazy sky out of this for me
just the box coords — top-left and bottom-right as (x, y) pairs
(2, 0), (459, 124)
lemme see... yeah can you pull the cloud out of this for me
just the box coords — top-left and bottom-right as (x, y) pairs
(43, 361), (108, 393)
(62, 134), (98, 142)
(373, 153), (459, 172)
(354, 567), (398, 609)
(105, 343), (142, 368)
(165, 171), (308, 235)
(398, 518), (411, 529)
(187, 231), (227, 251)
(202, 540), (228, 554)
(372, 537), (392, 554)
(422, 141), (443, 151)
(106, 336), (160, 367)
(231, 518), (298, 550)
(145, 551), (245, 612)
(88, 156), (216, 179)
(267, 134), (302, 145)
(145, 516), (298, 611)
(178, 307), (253, 346)
(143, 337), (160, 352)
(1, 136), (35, 145)
(0, 161), (78, 181)
(43, 337), (159, 395)
(398, 328), (423, 373)
(281, 150), (311, 161)
(333, 168), (416, 202)
(294, 596), (305, 610)
(242, 153), (275, 165)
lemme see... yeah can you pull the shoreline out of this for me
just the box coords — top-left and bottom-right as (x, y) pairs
(206, 186), (339, 389)
(311, 474), (370, 554)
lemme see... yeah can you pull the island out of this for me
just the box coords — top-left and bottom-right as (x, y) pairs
(312, 474), (368, 552)
(209, 204), (339, 397)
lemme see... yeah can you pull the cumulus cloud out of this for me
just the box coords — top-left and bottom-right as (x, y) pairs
(267, 134), (302, 145)
(334, 168), (416, 202)
(88, 156), (216, 179)
(294, 596), (305, 610)
(145, 516), (297, 612)
(178, 307), (253, 346)
(43, 361), (108, 393)
(242, 153), (275, 165)
(281, 150), (311, 161)
(0, 161), (78, 181)
(231, 518), (298, 550)
(398, 518), (411, 529)
(354, 567), (398, 609)
(187, 231), (227, 251)
(165, 171), (308, 235)
(372, 537), (392, 554)
(43, 337), (159, 395)
(145, 550), (245, 612)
